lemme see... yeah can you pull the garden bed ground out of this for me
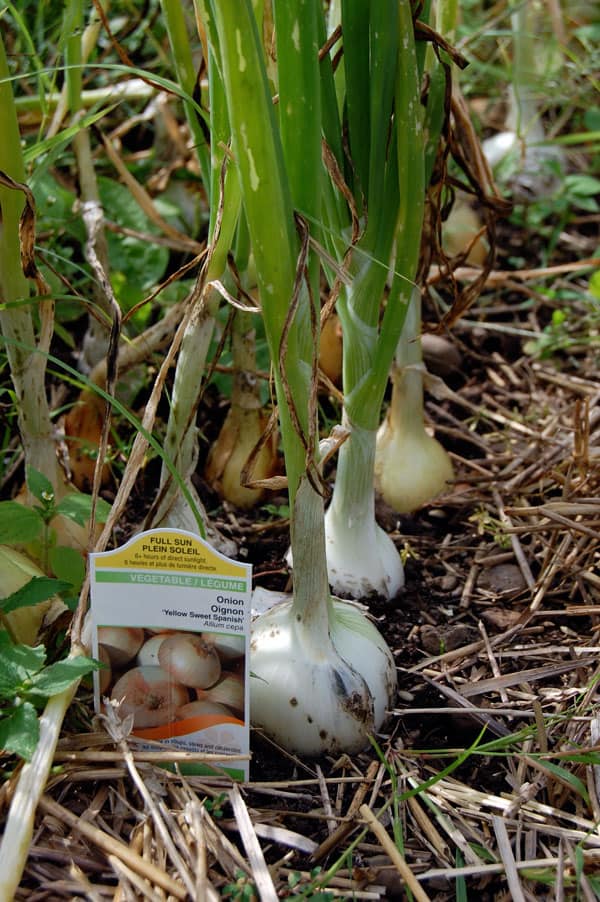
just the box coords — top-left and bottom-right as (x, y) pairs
(5, 241), (600, 899)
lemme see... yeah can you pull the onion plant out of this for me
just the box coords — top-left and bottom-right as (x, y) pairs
(59, 0), (114, 374)
(199, 0), (397, 754)
(204, 306), (278, 510)
(482, 0), (565, 195)
(148, 0), (242, 547)
(322, 0), (431, 599)
(373, 0), (457, 517)
(374, 288), (454, 512)
(0, 30), (98, 561)
(204, 218), (279, 510)
(162, 0), (457, 599)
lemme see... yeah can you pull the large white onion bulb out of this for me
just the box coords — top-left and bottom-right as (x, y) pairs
(250, 596), (396, 756)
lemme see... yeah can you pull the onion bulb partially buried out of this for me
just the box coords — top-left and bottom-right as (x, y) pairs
(322, 421), (405, 600)
(442, 202), (487, 266)
(64, 390), (111, 492)
(375, 364), (454, 514)
(324, 496), (405, 600)
(205, 406), (277, 509)
(110, 666), (188, 728)
(250, 595), (397, 756)
(375, 289), (454, 515)
(205, 313), (278, 510)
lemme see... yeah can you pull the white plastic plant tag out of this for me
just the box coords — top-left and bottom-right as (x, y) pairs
(90, 528), (251, 780)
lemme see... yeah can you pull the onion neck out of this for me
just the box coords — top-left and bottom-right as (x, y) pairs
(509, 4), (544, 144)
(388, 365), (425, 438)
(231, 310), (261, 411)
(289, 476), (332, 650)
(328, 415), (377, 531)
(391, 287), (425, 436)
(395, 287), (422, 369)
(160, 294), (216, 491)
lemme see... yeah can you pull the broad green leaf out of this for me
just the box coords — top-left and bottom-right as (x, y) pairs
(0, 702), (39, 760)
(33, 171), (78, 227)
(29, 656), (101, 696)
(48, 546), (86, 595)
(98, 176), (169, 312)
(94, 496), (113, 524)
(574, 23), (600, 42)
(565, 174), (600, 197)
(589, 270), (600, 300)
(0, 576), (70, 614)
(0, 633), (46, 698)
(26, 467), (55, 504)
(0, 502), (43, 544)
(571, 195), (599, 213)
(54, 492), (111, 526)
(584, 108), (600, 132)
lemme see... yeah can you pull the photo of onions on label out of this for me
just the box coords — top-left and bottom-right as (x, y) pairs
(97, 626), (245, 735)
(110, 666), (189, 728)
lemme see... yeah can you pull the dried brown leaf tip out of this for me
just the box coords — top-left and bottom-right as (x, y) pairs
(0, 169), (48, 294)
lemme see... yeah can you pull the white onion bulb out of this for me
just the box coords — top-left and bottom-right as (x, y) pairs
(324, 504), (404, 600)
(250, 596), (396, 755)
(375, 409), (454, 514)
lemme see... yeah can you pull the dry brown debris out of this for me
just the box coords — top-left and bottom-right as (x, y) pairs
(2, 267), (600, 899)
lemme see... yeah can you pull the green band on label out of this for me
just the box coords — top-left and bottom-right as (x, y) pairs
(95, 571), (247, 592)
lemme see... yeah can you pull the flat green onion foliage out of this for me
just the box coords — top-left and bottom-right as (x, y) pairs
(198, 0), (467, 754)
(324, 1), (430, 599)
(149, 0), (242, 544)
(199, 0), (399, 755)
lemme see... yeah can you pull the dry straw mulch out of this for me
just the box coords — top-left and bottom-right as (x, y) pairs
(3, 263), (600, 900)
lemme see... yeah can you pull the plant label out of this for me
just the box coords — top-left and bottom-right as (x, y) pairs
(90, 528), (251, 780)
